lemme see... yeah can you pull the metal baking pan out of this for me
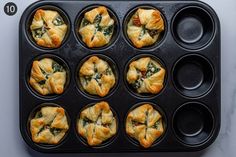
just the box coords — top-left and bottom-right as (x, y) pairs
(19, 0), (221, 153)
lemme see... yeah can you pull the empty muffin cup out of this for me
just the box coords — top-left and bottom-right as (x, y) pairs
(173, 102), (214, 145)
(172, 54), (214, 98)
(172, 6), (214, 49)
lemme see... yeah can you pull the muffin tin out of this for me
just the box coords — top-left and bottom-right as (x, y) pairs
(19, 0), (221, 153)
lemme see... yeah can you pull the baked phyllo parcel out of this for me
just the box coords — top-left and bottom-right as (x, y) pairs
(77, 101), (117, 146)
(79, 56), (116, 97)
(29, 58), (67, 95)
(126, 57), (165, 94)
(30, 106), (69, 144)
(30, 9), (68, 48)
(127, 8), (164, 48)
(78, 6), (115, 48)
(126, 104), (164, 148)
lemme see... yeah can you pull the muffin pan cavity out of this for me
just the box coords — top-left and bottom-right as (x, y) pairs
(125, 54), (167, 98)
(26, 5), (71, 49)
(26, 54), (70, 99)
(123, 5), (167, 50)
(172, 6), (214, 49)
(76, 54), (119, 99)
(75, 5), (119, 50)
(125, 102), (167, 148)
(172, 54), (214, 98)
(76, 101), (118, 148)
(20, 0), (220, 153)
(27, 103), (70, 148)
(173, 102), (214, 145)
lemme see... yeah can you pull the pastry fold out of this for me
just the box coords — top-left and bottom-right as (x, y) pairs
(126, 104), (164, 148)
(29, 58), (66, 95)
(127, 8), (164, 48)
(77, 101), (117, 146)
(30, 9), (67, 48)
(79, 6), (115, 48)
(79, 56), (116, 97)
(127, 57), (165, 94)
(30, 106), (69, 144)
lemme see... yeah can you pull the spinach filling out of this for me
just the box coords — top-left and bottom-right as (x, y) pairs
(37, 126), (63, 136)
(105, 68), (113, 75)
(131, 112), (162, 129)
(83, 115), (111, 128)
(52, 16), (64, 26)
(138, 26), (146, 40)
(131, 62), (160, 90)
(94, 14), (102, 24)
(89, 14), (102, 41)
(52, 61), (64, 73)
(94, 14), (102, 32)
(84, 75), (92, 84)
(85, 14), (114, 40)
(103, 25), (114, 36)
(146, 62), (160, 78)
(35, 111), (43, 118)
(137, 25), (159, 40)
(38, 80), (46, 85)
(37, 62), (64, 86)
(83, 64), (113, 86)
(35, 112), (64, 136)
(154, 120), (162, 130)
(82, 18), (90, 27)
(148, 29), (159, 38)
(132, 78), (142, 89)
(33, 27), (46, 38)
(94, 73), (102, 86)
(37, 127), (45, 135)
(50, 128), (62, 136)
(131, 69), (143, 90)
(93, 64), (102, 86)
(37, 125), (49, 135)
(83, 117), (93, 126)
(39, 67), (46, 75)
(39, 67), (49, 79)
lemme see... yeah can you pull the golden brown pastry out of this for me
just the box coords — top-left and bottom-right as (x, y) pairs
(127, 8), (164, 48)
(79, 56), (116, 97)
(78, 6), (115, 48)
(30, 9), (68, 48)
(126, 104), (164, 148)
(30, 106), (69, 144)
(127, 57), (165, 94)
(77, 101), (117, 146)
(29, 58), (66, 95)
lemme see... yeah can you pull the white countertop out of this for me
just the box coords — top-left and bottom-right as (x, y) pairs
(0, 0), (236, 156)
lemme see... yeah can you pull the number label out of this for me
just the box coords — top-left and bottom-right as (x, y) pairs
(4, 2), (17, 16)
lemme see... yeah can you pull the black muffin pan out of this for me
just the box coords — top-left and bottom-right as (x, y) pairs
(19, 0), (221, 153)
